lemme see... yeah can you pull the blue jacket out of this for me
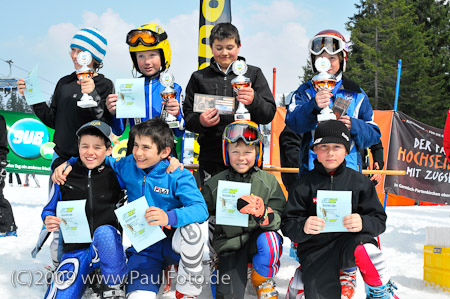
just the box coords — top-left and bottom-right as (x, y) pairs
(110, 76), (185, 138)
(285, 74), (381, 175)
(105, 155), (208, 227)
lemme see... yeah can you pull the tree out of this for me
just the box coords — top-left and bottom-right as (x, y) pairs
(346, 0), (450, 128)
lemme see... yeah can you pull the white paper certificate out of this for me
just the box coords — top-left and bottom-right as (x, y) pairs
(215, 180), (251, 227)
(316, 190), (352, 233)
(57, 200), (92, 243)
(115, 78), (146, 119)
(24, 64), (46, 105)
(114, 196), (166, 252)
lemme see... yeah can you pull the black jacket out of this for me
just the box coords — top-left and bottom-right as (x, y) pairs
(0, 115), (8, 162)
(183, 57), (276, 165)
(43, 160), (122, 253)
(282, 160), (386, 258)
(32, 72), (113, 160)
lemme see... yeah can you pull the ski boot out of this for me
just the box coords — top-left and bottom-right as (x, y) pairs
(251, 269), (278, 299)
(102, 283), (125, 299)
(175, 290), (197, 299)
(340, 268), (357, 299)
(365, 280), (399, 299)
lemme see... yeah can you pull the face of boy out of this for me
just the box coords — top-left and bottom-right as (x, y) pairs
(227, 141), (257, 174)
(211, 38), (240, 70)
(316, 52), (341, 75)
(70, 47), (95, 70)
(313, 143), (347, 173)
(136, 50), (161, 76)
(79, 135), (112, 170)
(132, 135), (170, 169)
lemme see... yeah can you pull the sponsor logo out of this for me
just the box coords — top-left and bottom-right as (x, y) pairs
(7, 118), (50, 159)
(154, 186), (169, 195)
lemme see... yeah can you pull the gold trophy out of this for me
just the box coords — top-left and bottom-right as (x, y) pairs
(76, 51), (97, 108)
(312, 57), (337, 122)
(231, 60), (251, 120)
(159, 71), (180, 129)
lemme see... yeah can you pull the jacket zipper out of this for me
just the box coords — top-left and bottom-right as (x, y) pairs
(223, 76), (227, 96)
(142, 175), (146, 196)
(87, 170), (94, 237)
(330, 174), (334, 190)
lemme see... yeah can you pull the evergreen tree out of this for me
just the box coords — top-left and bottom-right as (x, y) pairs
(0, 94), (4, 110)
(346, 0), (449, 127)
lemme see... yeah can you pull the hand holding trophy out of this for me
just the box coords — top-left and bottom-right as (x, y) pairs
(76, 51), (97, 108)
(313, 57), (337, 122)
(231, 60), (251, 120)
(159, 71), (180, 129)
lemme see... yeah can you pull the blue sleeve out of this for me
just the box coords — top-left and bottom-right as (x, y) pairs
(171, 170), (209, 227)
(41, 184), (61, 222)
(350, 90), (381, 149)
(111, 116), (127, 136)
(285, 83), (321, 134)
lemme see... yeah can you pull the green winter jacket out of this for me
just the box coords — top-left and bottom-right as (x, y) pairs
(202, 167), (286, 255)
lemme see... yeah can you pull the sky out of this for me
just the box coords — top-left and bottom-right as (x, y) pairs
(0, 0), (360, 100)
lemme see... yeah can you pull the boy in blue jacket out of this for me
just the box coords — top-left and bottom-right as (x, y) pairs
(42, 120), (127, 299)
(55, 118), (208, 299)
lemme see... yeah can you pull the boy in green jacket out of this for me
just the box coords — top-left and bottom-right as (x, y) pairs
(201, 120), (285, 299)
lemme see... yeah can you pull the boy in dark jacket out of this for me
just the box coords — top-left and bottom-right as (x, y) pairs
(42, 121), (127, 299)
(282, 120), (398, 299)
(183, 23), (276, 185)
(202, 120), (285, 299)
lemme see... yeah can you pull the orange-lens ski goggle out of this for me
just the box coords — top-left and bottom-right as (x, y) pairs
(223, 123), (262, 146)
(126, 29), (168, 47)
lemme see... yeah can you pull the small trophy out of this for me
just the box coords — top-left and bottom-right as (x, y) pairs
(159, 71), (180, 129)
(312, 57), (337, 122)
(76, 51), (97, 108)
(231, 60), (251, 120)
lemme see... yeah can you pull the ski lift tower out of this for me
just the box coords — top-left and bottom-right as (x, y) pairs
(0, 60), (18, 94)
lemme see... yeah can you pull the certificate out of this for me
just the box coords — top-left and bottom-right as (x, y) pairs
(57, 200), (92, 243)
(114, 196), (166, 252)
(316, 190), (352, 233)
(24, 64), (46, 105)
(215, 180), (251, 227)
(115, 78), (146, 119)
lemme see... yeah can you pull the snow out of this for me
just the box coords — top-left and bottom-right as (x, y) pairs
(1, 175), (449, 298)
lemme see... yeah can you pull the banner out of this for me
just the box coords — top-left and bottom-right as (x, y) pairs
(194, 0), (232, 166)
(384, 111), (450, 204)
(2, 110), (131, 175)
(198, 0), (232, 70)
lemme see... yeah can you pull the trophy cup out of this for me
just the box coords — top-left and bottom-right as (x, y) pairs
(76, 51), (97, 108)
(231, 60), (251, 120)
(312, 57), (337, 122)
(159, 71), (180, 129)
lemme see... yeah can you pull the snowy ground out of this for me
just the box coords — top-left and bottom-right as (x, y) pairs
(1, 175), (449, 298)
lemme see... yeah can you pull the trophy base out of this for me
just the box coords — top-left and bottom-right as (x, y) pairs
(77, 100), (98, 108)
(167, 121), (180, 129)
(317, 112), (336, 122)
(235, 112), (251, 121)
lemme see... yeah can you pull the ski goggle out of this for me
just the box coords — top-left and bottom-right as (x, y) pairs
(126, 29), (168, 47)
(309, 35), (346, 56)
(223, 122), (262, 146)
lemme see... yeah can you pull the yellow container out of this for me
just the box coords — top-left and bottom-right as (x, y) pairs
(424, 245), (450, 292)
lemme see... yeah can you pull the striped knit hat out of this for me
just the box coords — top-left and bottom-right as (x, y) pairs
(70, 28), (107, 63)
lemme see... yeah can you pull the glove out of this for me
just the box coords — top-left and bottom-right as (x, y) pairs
(237, 194), (274, 226)
(0, 160), (7, 184)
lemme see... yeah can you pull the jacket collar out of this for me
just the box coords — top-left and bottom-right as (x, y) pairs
(313, 159), (347, 176)
(226, 165), (259, 182)
(210, 56), (247, 75)
(340, 75), (361, 93)
(76, 159), (107, 174)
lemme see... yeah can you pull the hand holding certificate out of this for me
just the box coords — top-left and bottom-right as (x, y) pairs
(57, 200), (92, 243)
(114, 196), (166, 252)
(316, 190), (352, 233)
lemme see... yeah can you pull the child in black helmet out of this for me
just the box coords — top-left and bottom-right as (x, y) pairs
(105, 22), (185, 159)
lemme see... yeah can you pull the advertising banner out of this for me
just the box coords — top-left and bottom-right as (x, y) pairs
(384, 111), (450, 204)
